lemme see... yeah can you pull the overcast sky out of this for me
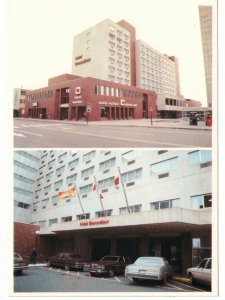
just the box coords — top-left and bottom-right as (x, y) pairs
(8, 0), (216, 106)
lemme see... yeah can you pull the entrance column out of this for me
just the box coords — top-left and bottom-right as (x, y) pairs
(110, 236), (117, 255)
(181, 233), (192, 273)
(140, 236), (149, 256)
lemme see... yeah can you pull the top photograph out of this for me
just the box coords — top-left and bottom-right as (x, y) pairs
(11, 0), (215, 148)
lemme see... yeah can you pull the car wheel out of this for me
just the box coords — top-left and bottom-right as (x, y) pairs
(189, 273), (195, 285)
(108, 268), (115, 277)
(65, 264), (70, 271)
(162, 275), (168, 285)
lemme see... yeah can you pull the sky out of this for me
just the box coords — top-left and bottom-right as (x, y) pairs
(8, 0), (216, 106)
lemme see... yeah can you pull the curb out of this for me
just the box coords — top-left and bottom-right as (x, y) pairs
(172, 276), (191, 284)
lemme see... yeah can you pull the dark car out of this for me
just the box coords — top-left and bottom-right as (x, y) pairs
(48, 252), (88, 271)
(83, 255), (131, 277)
(14, 252), (28, 275)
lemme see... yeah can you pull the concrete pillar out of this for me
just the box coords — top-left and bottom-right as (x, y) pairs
(181, 233), (192, 274)
(140, 236), (149, 256)
(110, 236), (117, 255)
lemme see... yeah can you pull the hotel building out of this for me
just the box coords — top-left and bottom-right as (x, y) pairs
(14, 149), (212, 273)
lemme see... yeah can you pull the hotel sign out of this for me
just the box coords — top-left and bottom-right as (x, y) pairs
(80, 219), (109, 227)
(98, 100), (137, 107)
(75, 55), (91, 66)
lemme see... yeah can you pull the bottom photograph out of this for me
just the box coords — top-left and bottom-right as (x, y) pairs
(13, 149), (214, 295)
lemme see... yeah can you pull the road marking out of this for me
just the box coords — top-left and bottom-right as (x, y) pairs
(14, 133), (25, 138)
(46, 127), (200, 147)
(15, 130), (43, 137)
(114, 276), (121, 282)
(166, 282), (185, 291)
(169, 279), (206, 292)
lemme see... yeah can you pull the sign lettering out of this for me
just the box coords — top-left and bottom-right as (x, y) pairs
(80, 219), (109, 227)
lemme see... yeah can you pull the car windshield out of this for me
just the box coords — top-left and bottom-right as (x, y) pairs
(101, 256), (118, 262)
(135, 257), (163, 266)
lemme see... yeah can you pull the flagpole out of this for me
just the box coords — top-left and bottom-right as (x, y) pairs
(117, 167), (130, 213)
(94, 175), (104, 212)
(74, 183), (85, 214)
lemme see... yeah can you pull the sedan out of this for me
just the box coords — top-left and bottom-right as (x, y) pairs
(14, 252), (28, 275)
(83, 255), (131, 277)
(187, 257), (211, 286)
(125, 256), (173, 284)
(48, 253), (88, 271)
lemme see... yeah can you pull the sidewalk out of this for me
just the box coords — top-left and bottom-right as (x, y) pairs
(18, 117), (212, 131)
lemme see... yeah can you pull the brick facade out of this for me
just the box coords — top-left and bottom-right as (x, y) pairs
(25, 74), (157, 121)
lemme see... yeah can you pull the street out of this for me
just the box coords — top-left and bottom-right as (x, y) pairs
(14, 119), (212, 148)
(13, 267), (210, 294)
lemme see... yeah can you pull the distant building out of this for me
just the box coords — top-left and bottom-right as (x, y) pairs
(199, 6), (212, 108)
(13, 88), (29, 117)
(14, 151), (40, 223)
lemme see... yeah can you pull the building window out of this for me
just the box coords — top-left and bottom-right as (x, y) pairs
(52, 195), (59, 206)
(58, 152), (67, 163)
(151, 198), (180, 210)
(77, 213), (90, 220)
(46, 172), (54, 182)
(191, 194), (212, 210)
(66, 174), (77, 185)
(121, 168), (142, 183)
(39, 220), (46, 227)
(150, 157), (178, 174)
(35, 189), (41, 198)
(54, 180), (63, 191)
(42, 198), (49, 208)
(95, 209), (112, 218)
(98, 176), (114, 190)
(79, 183), (92, 194)
(61, 216), (72, 222)
(68, 158), (79, 170)
(49, 218), (58, 226)
(44, 184), (51, 194)
(188, 150), (212, 165)
(83, 151), (96, 162)
(33, 202), (39, 211)
(56, 165), (65, 177)
(119, 204), (142, 215)
(15, 201), (30, 209)
(81, 166), (94, 178)
(99, 157), (116, 171)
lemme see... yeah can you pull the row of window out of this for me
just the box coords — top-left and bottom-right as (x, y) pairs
(94, 84), (142, 99)
(27, 90), (53, 101)
(34, 193), (212, 228)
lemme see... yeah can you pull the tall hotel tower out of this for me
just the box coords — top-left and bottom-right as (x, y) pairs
(199, 6), (212, 108)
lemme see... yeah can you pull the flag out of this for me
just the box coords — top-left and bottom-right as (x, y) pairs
(92, 183), (97, 192)
(114, 176), (119, 189)
(58, 187), (76, 200)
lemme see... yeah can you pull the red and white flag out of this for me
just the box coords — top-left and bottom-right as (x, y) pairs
(114, 176), (120, 189)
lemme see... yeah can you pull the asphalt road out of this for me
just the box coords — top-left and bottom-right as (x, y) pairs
(14, 119), (212, 148)
(13, 267), (210, 294)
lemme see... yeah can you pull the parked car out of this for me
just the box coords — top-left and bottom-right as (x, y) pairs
(125, 256), (173, 284)
(83, 255), (131, 277)
(14, 252), (28, 275)
(48, 252), (88, 271)
(187, 258), (211, 286)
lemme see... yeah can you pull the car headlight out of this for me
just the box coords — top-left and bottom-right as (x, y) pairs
(98, 265), (105, 270)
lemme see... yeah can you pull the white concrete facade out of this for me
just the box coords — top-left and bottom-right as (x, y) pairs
(25, 150), (212, 233)
(135, 40), (180, 96)
(14, 151), (41, 223)
(72, 19), (131, 85)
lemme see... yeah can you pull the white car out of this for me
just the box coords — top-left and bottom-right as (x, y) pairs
(125, 256), (173, 284)
(187, 258), (211, 286)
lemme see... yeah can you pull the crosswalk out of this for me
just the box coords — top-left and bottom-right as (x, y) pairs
(14, 123), (67, 138)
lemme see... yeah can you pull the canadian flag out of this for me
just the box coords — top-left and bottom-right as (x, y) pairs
(114, 176), (119, 189)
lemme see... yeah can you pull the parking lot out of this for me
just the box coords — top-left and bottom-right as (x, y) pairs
(14, 266), (211, 294)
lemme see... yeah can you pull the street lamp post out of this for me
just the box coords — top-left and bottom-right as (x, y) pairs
(150, 107), (153, 126)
